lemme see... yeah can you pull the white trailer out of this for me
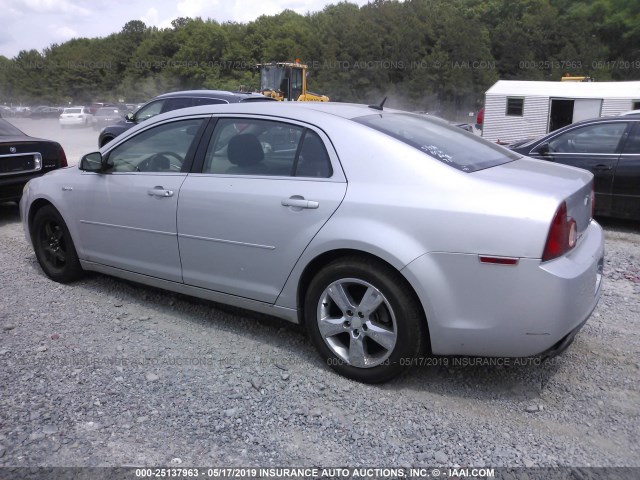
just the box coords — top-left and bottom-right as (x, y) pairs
(482, 80), (640, 143)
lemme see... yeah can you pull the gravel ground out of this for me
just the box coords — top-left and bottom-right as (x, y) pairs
(0, 200), (639, 468)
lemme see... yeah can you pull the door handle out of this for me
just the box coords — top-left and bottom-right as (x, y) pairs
(147, 186), (174, 197)
(592, 164), (613, 172)
(281, 196), (319, 209)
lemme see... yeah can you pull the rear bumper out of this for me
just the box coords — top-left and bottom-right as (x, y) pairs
(538, 317), (588, 359)
(59, 117), (87, 126)
(0, 171), (47, 202)
(402, 220), (604, 357)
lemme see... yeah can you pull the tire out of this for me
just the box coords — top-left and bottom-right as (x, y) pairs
(304, 256), (425, 383)
(32, 205), (84, 283)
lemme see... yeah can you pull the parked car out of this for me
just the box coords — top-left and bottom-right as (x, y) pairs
(97, 90), (275, 147)
(1, 118), (67, 203)
(21, 102), (603, 383)
(92, 107), (124, 130)
(29, 106), (63, 119)
(510, 116), (640, 220)
(87, 102), (118, 114)
(59, 106), (93, 128)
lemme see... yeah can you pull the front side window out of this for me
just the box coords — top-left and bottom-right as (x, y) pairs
(202, 118), (333, 177)
(506, 98), (524, 116)
(134, 100), (165, 123)
(354, 113), (519, 172)
(106, 119), (203, 173)
(548, 122), (628, 154)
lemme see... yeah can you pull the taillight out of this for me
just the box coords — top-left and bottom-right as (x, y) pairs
(58, 145), (68, 168)
(542, 202), (577, 262)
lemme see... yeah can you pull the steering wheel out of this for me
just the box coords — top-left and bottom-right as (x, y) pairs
(139, 151), (183, 172)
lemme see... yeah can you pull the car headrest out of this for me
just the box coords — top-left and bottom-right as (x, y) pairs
(228, 134), (264, 166)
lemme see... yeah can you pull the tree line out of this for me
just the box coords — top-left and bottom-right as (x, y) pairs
(0, 0), (638, 113)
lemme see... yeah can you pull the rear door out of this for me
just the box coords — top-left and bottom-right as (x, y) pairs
(612, 121), (640, 219)
(177, 116), (347, 303)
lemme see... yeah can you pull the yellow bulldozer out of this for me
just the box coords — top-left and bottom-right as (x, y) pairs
(258, 62), (329, 102)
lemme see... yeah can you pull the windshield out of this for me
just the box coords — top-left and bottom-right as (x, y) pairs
(260, 65), (285, 91)
(354, 113), (520, 172)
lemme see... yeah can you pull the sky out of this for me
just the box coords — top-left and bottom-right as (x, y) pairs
(0, 0), (372, 59)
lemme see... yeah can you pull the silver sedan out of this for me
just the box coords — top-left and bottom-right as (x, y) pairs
(20, 102), (604, 383)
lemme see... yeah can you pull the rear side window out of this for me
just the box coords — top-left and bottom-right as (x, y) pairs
(202, 118), (332, 177)
(193, 98), (227, 106)
(162, 97), (193, 113)
(354, 113), (519, 172)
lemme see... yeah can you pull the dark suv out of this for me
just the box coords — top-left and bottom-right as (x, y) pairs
(98, 90), (275, 147)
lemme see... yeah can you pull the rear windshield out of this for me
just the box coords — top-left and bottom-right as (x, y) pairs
(354, 113), (520, 172)
(97, 108), (120, 116)
(64, 108), (82, 113)
(0, 119), (24, 136)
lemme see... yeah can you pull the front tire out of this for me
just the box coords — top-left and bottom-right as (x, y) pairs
(305, 256), (425, 383)
(32, 205), (83, 283)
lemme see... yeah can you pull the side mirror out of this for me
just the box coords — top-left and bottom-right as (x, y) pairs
(79, 152), (103, 172)
(125, 112), (134, 122)
(536, 142), (551, 156)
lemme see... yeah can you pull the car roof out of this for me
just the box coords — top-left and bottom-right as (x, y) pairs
(552, 115), (640, 131)
(153, 101), (405, 123)
(153, 90), (272, 101)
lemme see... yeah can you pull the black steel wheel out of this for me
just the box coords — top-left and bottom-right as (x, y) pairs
(32, 205), (83, 283)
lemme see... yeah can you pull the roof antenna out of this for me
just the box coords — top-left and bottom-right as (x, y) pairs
(368, 97), (387, 111)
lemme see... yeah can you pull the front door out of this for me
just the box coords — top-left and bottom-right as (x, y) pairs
(612, 122), (640, 219)
(75, 118), (205, 282)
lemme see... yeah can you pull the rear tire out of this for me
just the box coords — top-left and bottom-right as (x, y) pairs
(304, 256), (425, 383)
(32, 205), (84, 283)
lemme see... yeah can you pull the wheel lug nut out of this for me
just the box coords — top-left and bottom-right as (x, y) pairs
(343, 321), (351, 328)
(346, 310), (353, 317)
(362, 324), (368, 331)
(358, 312), (364, 318)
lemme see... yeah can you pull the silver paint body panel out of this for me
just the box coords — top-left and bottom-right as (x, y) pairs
(20, 102), (604, 357)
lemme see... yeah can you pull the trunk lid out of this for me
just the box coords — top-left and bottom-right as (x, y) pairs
(474, 157), (594, 237)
